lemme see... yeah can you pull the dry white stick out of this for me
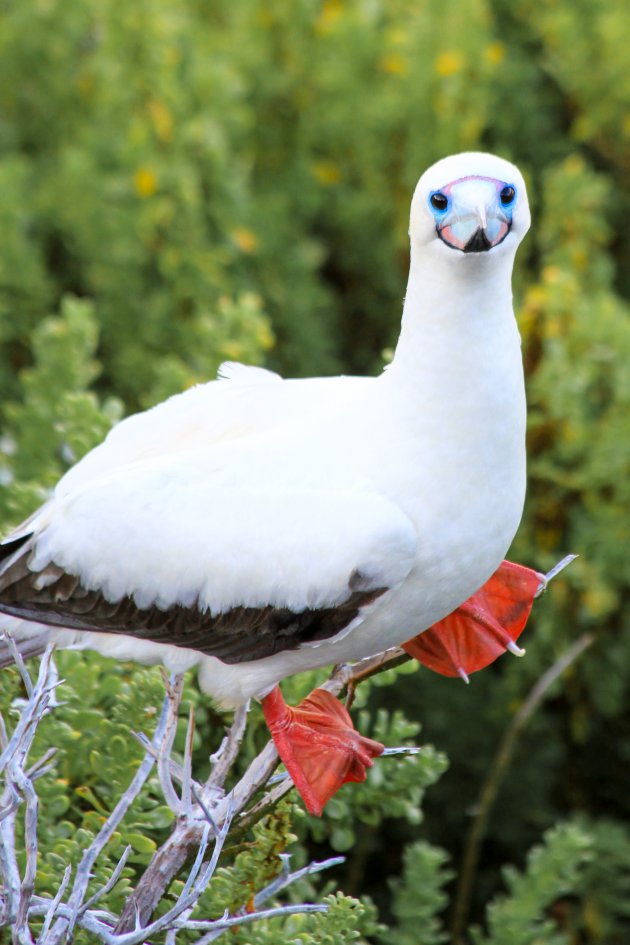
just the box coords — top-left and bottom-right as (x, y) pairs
(0, 646), (59, 941)
(253, 854), (346, 910)
(2, 644), (410, 941)
(181, 704), (195, 815)
(78, 847), (132, 916)
(47, 687), (174, 945)
(207, 701), (249, 789)
(157, 674), (185, 814)
(37, 865), (72, 943)
(182, 902), (329, 944)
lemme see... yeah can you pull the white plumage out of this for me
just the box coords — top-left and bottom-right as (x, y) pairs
(0, 151), (531, 709)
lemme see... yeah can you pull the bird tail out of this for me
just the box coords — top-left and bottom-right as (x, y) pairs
(0, 528), (54, 667)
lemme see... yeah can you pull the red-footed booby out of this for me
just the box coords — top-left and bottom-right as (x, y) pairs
(0, 152), (542, 815)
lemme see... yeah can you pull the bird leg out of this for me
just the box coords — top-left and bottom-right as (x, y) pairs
(403, 556), (576, 681)
(261, 684), (384, 816)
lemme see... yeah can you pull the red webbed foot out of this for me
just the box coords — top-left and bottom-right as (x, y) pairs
(403, 556), (575, 681)
(262, 685), (384, 816)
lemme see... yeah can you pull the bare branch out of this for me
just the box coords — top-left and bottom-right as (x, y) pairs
(1, 639), (411, 942)
(253, 854), (345, 909)
(37, 866), (71, 943)
(48, 686), (174, 944)
(16, 775), (39, 937)
(157, 674), (185, 814)
(79, 847), (132, 916)
(186, 902), (329, 944)
(207, 701), (249, 789)
(1, 630), (34, 697)
(181, 704), (195, 815)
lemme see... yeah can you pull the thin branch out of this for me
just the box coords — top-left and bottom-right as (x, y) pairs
(0, 648), (57, 773)
(207, 701), (249, 789)
(36, 866), (71, 943)
(187, 902), (328, 944)
(79, 847), (132, 915)
(48, 688), (174, 944)
(156, 674), (185, 814)
(253, 855), (345, 909)
(1, 631), (34, 698)
(323, 648), (411, 708)
(450, 632), (595, 945)
(181, 704), (195, 815)
(1, 641), (414, 941)
(113, 649), (406, 933)
(16, 775), (39, 937)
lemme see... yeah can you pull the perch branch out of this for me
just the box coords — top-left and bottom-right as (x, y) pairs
(115, 645), (410, 932)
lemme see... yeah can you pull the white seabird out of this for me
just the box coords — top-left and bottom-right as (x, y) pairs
(0, 152), (532, 813)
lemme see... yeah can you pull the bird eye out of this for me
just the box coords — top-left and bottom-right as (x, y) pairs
(430, 192), (449, 212)
(500, 185), (516, 206)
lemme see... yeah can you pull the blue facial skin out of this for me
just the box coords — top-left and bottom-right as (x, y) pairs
(498, 184), (516, 219)
(428, 180), (517, 252)
(428, 191), (451, 221)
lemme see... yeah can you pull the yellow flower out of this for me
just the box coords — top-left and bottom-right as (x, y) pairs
(484, 42), (506, 65)
(543, 265), (562, 284)
(148, 99), (173, 143)
(311, 161), (342, 186)
(434, 50), (464, 78)
(231, 227), (259, 254)
(256, 320), (275, 351)
(379, 52), (409, 75)
(134, 168), (158, 198)
(315, 0), (343, 34)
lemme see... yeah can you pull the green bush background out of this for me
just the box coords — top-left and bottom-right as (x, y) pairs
(1, 0), (629, 942)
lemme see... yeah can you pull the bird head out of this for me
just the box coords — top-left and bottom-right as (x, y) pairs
(409, 152), (530, 263)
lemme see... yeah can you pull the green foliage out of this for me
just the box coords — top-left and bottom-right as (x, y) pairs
(190, 802), (299, 919)
(472, 822), (592, 945)
(383, 841), (452, 945)
(0, 0), (630, 942)
(307, 705), (448, 852)
(575, 819), (630, 945)
(224, 892), (380, 945)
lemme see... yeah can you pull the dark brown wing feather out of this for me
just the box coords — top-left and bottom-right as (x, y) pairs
(0, 535), (386, 665)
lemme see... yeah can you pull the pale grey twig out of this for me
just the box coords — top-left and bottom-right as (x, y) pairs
(0, 647), (58, 940)
(175, 822), (213, 907)
(105, 806), (234, 945)
(16, 774), (39, 936)
(188, 902), (328, 944)
(157, 674), (185, 814)
(130, 732), (186, 783)
(253, 855), (345, 910)
(36, 865), (71, 943)
(26, 747), (58, 781)
(181, 704), (195, 815)
(1, 630), (34, 697)
(0, 710), (8, 751)
(207, 701), (249, 789)
(78, 846), (132, 916)
(0, 804), (22, 932)
(0, 647), (57, 773)
(48, 688), (173, 945)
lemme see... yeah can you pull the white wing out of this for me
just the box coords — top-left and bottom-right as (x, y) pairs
(31, 453), (416, 610)
(57, 364), (368, 497)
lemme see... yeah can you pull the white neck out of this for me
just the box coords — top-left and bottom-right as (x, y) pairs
(374, 241), (527, 585)
(389, 245), (518, 382)
(380, 241), (526, 506)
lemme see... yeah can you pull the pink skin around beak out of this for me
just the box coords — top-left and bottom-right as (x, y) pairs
(436, 177), (512, 252)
